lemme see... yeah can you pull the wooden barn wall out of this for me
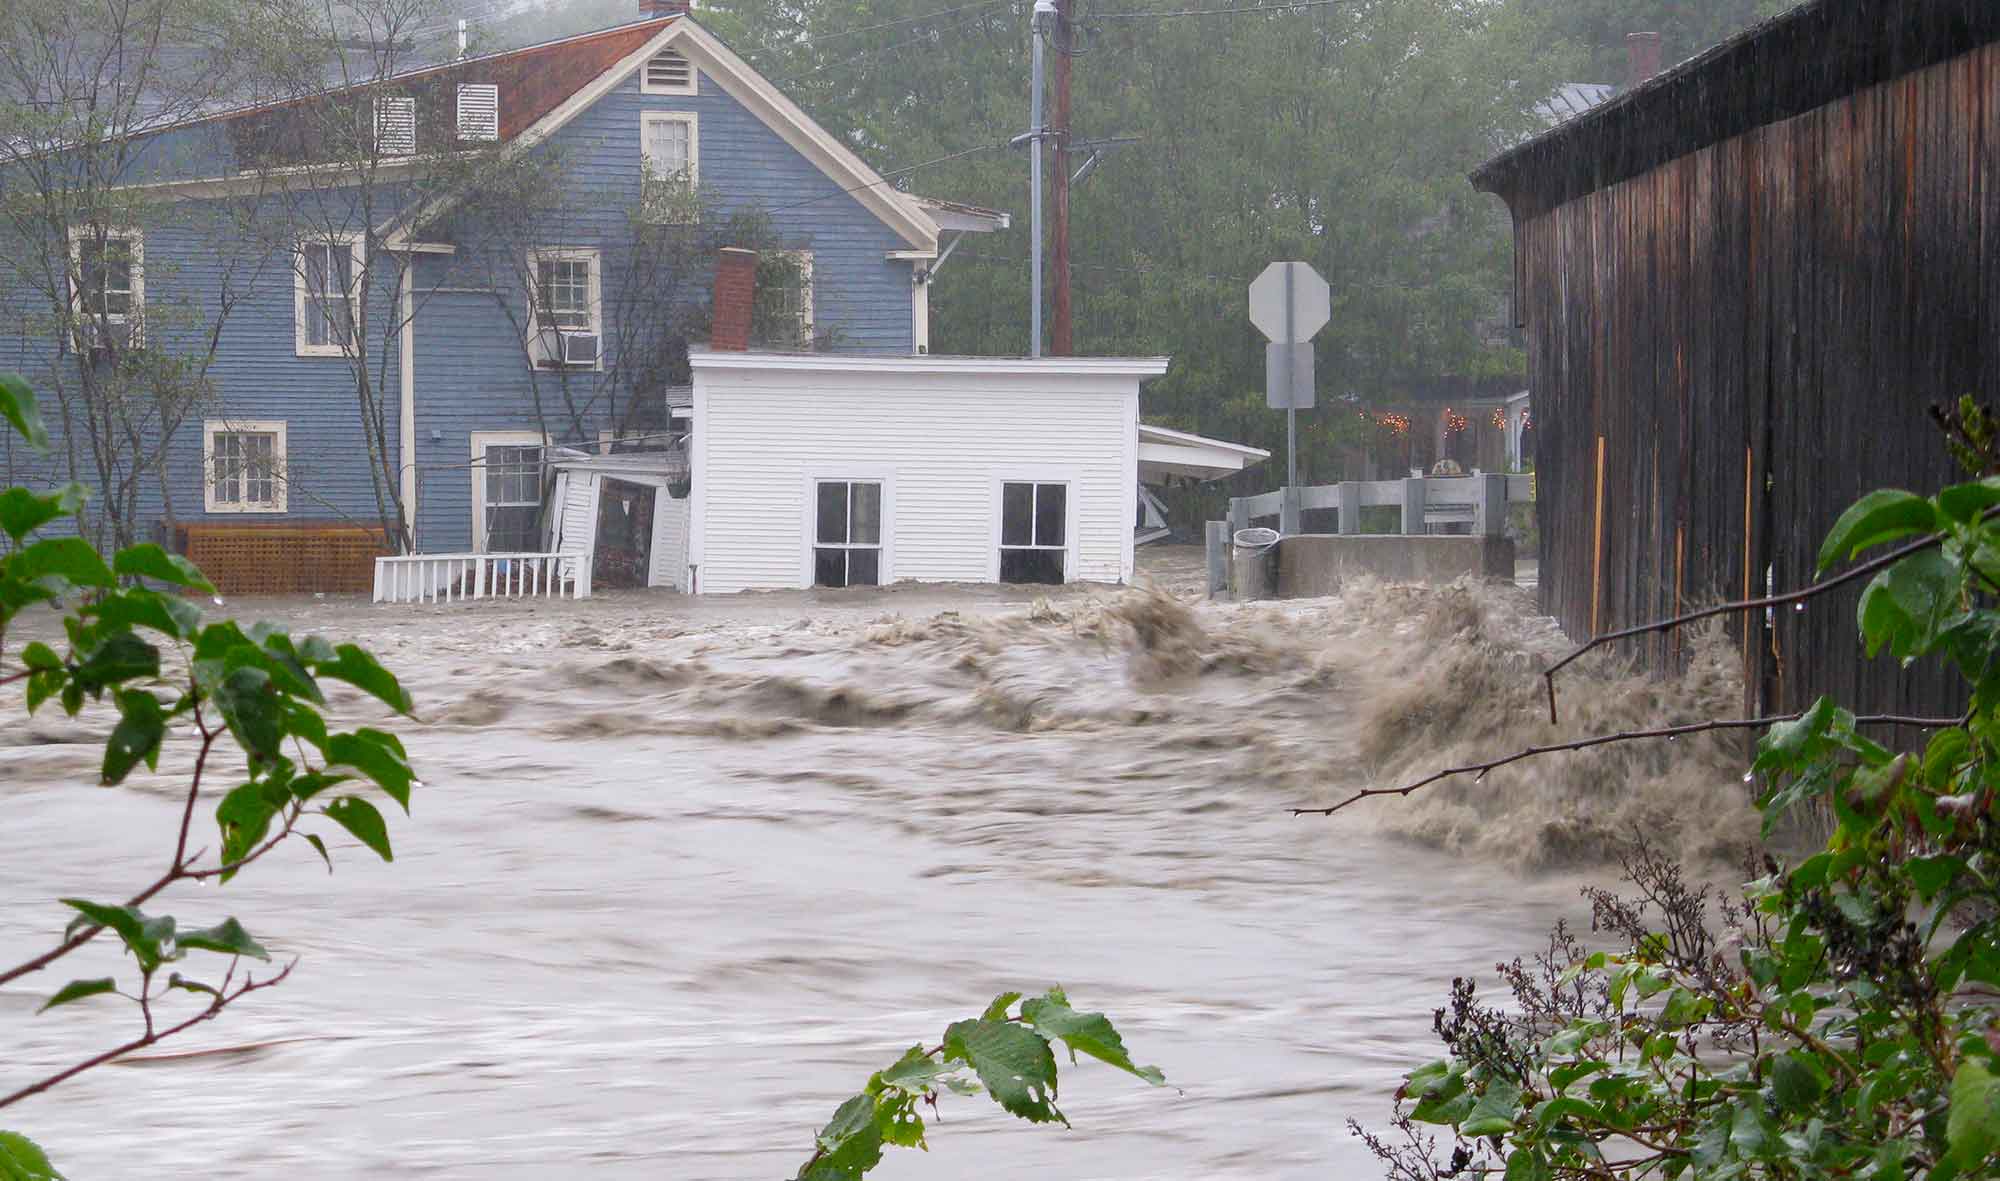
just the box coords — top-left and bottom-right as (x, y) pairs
(1518, 43), (1996, 719)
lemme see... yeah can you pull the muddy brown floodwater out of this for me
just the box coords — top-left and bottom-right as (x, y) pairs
(0, 548), (1753, 1179)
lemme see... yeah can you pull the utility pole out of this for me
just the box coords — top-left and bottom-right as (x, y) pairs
(1050, 0), (1073, 355)
(1026, 0), (1054, 358)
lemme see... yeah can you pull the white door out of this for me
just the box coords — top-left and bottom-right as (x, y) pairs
(470, 431), (547, 552)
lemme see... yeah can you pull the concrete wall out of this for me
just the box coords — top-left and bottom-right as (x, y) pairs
(1272, 534), (1515, 598)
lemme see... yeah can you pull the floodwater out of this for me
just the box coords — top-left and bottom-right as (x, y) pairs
(0, 549), (1750, 1179)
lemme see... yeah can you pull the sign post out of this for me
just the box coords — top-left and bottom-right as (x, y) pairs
(1248, 261), (1330, 532)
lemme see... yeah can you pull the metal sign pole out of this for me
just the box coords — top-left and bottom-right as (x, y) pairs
(1284, 264), (1296, 492)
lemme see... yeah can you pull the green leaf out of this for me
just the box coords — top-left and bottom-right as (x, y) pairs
(1938, 477), (2000, 524)
(981, 991), (1023, 1022)
(90, 588), (202, 640)
(1020, 986), (1165, 1085)
(303, 833), (333, 872)
(102, 689), (168, 785)
(1907, 854), (1967, 902)
(58, 900), (176, 973)
(1859, 549), (1959, 663)
(312, 643), (412, 714)
(807, 1092), (885, 1179)
(20, 642), (61, 671)
(942, 1017), (1065, 1125)
(71, 631), (159, 693)
(1946, 1059), (2000, 1170)
(166, 972), (221, 1000)
(323, 797), (393, 861)
(873, 1045), (956, 1096)
(37, 977), (117, 1013)
(0, 1129), (64, 1181)
(1532, 1096), (1601, 1130)
(0, 485), (83, 542)
(178, 917), (270, 961)
(1460, 1078), (1523, 1137)
(215, 765), (292, 876)
(0, 372), (49, 451)
(111, 543), (215, 592)
(326, 730), (416, 811)
(7, 537), (114, 588)
(213, 665), (281, 762)
(1504, 1147), (1552, 1181)
(1770, 1052), (1825, 1114)
(1817, 489), (1937, 570)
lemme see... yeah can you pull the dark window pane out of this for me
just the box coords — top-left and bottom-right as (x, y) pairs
(813, 547), (847, 587)
(488, 505), (539, 552)
(848, 547), (880, 586)
(1034, 482), (1066, 547)
(1001, 482), (1034, 546)
(850, 482), (882, 545)
(816, 481), (848, 544)
(1000, 547), (1064, 585)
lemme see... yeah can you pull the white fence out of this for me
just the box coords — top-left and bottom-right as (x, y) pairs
(1226, 473), (1534, 536)
(372, 553), (591, 604)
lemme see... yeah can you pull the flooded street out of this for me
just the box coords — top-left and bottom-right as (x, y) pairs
(1, 552), (1751, 1179)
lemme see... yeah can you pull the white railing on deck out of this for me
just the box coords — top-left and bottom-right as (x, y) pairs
(372, 552), (591, 604)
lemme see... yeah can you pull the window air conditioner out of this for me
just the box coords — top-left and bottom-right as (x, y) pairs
(559, 331), (599, 367)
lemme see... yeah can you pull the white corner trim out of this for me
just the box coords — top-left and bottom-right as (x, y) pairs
(399, 266), (417, 546)
(202, 419), (289, 514)
(910, 279), (929, 354)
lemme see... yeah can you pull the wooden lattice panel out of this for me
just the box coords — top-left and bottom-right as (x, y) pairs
(174, 522), (390, 596)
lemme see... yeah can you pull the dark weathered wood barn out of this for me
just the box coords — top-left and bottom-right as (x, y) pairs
(1473, 0), (2000, 717)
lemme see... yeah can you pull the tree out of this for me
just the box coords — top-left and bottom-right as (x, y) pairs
(1341, 410), (2000, 1178)
(0, 0), (290, 550)
(0, 373), (417, 1177)
(1523, 0), (1800, 83)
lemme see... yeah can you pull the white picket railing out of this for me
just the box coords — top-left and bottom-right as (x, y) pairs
(372, 552), (591, 604)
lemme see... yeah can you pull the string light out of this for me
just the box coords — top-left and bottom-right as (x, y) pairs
(1489, 407), (1507, 430)
(1444, 409), (1469, 435)
(1520, 409), (1533, 430)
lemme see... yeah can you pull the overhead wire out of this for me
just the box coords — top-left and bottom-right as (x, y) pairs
(1092, 0), (1351, 18)
(764, 6), (1014, 87)
(761, 141), (1013, 214)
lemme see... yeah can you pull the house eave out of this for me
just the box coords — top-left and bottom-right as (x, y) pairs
(690, 350), (1171, 379)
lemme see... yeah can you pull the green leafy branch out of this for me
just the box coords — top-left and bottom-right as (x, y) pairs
(795, 987), (1167, 1180)
(0, 374), (420, 1172)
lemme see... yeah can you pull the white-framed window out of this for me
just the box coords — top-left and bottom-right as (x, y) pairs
(998, 480), (1068, 584)
(374, 95), (417, 156)
(471, 431), (547, 552)
(812, 479), (883, 588)
(203, 420), (287, 513)
(640, 47), (696, 95)
(764, 249), (813, 349)
(640, 111), (699, 223)
(526, 247), (602, 368)
(456, 83), (499, 141)
(67, 226), (144, 348)
(295, 235), (363, 357)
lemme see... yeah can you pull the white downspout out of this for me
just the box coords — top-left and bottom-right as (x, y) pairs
(399, 262), (417, 549)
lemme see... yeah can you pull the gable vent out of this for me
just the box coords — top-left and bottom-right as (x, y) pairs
(642, 48), (695, 94)
(374, 95), (416, 156)
(456, 83), (499, 141)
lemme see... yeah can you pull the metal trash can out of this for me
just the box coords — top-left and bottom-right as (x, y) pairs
(1230, 527), (1281, 601)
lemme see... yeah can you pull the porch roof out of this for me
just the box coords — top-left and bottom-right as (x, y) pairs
(1138, 423), (1269, 483)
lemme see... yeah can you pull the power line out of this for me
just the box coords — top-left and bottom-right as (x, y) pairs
(787, 0), (1014, 47)
(765, 9), (1009, 87)
(1093, 0), (1351, 18)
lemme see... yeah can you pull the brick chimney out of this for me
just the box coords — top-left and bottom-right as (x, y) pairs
(711, 248), (758, 351)
(640, 0), (690, 17)
(1625, 31), (1663, 90)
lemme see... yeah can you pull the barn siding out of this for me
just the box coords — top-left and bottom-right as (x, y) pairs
(1498, 40), (1997, 718)
(690, 362), (1140, 594)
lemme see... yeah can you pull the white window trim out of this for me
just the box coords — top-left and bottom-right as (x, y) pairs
(471, 430), (549, 552)
(203, 419), (288, 514)
(638, 47), (697, 96)
(639, 110), (699, 188)
(801, 471), (894, 588)
(66, 225), (144, 345)
(773, 248), (814, 348)
(294, 234), (364, 358)
(990, 472), (1078, 583)
(525, 247), (603, 371)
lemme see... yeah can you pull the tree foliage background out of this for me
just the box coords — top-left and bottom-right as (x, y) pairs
(431, 0), (1797, 491)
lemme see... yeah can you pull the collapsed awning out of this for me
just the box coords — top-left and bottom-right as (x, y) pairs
(1138, 423), (1270, 483)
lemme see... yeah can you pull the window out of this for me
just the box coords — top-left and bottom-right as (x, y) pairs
(296, 237), (361, 356)
(999, 481), (1066, 584)
(640, 112), (698, 221)
(374, 95), (416, 156)
(526, 249), (601, 367)
(204, 420), (287, 513)
(472, 432), (546, 552)
(813, 480), (882, 587)
(456, 83), (499, 141)
(757, 250), (813, 349)
(640, 47), (696, 95)
(68, 227), (143, 348)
